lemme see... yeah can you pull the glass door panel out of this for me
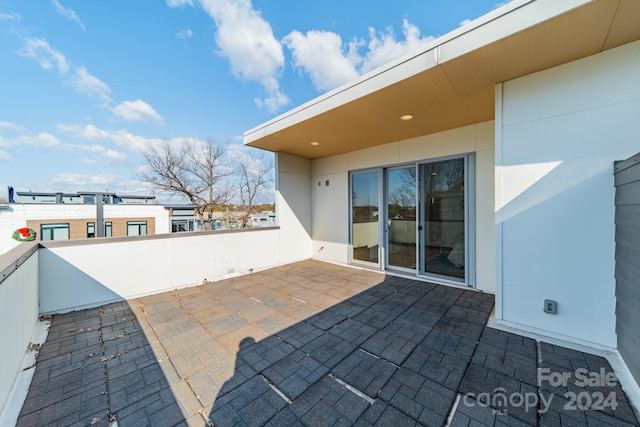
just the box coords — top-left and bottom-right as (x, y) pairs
(351, 171), (379, 265)
(386, 167), (416, 270)
(422, 159), (465, 281)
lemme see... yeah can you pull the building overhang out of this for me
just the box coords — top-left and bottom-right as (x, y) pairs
(244, 0), (640, 160)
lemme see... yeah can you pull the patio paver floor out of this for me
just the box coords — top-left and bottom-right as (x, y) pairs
(14, 260), (640, 426)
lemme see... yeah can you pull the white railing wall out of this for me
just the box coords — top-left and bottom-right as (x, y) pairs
(38, 227), (287, 314)
(0, 243), (39, 417)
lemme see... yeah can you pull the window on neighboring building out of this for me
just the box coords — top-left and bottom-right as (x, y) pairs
(41, 223), (70, 241)
(127, 221), (147, 236)
(105, 222), (112, 237)
(171, 219), (195, 232)
(87, 222), (95, 238)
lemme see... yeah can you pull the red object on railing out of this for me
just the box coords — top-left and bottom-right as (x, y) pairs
(18, 228), (31, 238)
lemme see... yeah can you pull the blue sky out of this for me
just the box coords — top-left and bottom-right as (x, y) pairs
(0, 0), (504, 202)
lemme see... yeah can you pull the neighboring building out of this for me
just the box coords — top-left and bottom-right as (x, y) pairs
(165, 204), (200, 232)
(0, 191), (173, 254)
(164, 205), (276, 232)
(248, 211), (276, 228)
(0, 190), (276, 254)
(244, 0), (640, 386)
(15, 191), (156, 205)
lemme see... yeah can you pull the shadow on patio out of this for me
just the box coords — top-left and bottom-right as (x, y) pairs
(16, 260), (639, 426)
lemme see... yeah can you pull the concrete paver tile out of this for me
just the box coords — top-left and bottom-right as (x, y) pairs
(261, 350), (329, 400)
(332, 349), (397, 399)
(14, 260), (640, 427)
(216, 324), (268, 354)
(204, 314), (250, 337)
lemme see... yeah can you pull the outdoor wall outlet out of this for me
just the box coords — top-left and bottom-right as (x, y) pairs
(543, 299), (557, 314)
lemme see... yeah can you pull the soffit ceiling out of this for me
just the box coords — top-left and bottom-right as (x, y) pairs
(244, 0), (640, 160)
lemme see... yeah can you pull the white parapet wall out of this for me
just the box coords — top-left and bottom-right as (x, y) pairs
(38, 227), (290, 314)
(0, 243), (39, 417)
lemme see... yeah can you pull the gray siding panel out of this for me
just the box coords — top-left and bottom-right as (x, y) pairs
(615, 246), (640, 280)
(615, 181), (640, 205)
(614, 154), (640, 386)
(615, 161), (640, 186)
(616, 206), (640, 229)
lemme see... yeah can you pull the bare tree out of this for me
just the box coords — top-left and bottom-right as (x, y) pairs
(138, 138), (233, 230)
(389, 168), (416, 216)
(235, 152), (273, 228)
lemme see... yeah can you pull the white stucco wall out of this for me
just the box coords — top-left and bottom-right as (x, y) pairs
(39, 228), (284, 314)
(0, 245), (38, 415)
(311, 121), (496, 293)
(276, 153), (313, 263)
(496, 40), (640, 348)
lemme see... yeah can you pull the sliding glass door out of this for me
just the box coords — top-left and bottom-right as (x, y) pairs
(419, 157), (472, 284)
(386, 167), (417, 271)
(350, 155), (473, 286)
(351, 171), (380, 266)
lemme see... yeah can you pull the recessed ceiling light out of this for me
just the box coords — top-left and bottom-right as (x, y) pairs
(310, 141), (319, 146)
(400, 114), (414, 121)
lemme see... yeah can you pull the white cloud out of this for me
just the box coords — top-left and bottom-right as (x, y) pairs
(51, 173), (118, 187)
(167, 1), (435, 109)
(4, 132), (62, 148)
(0, 122), (129, 170)
(361, 20), (434, 73)
(17, 38), (70, 74)
(254, 90), (290, 113)
(47, 173), (147, 195)
(0, 121), (24, 131)
(0, 125), (124, 168)
(283, 30), (360, 92)
(0, 12), (21, 21)
(166, 0), (194, 8)
(199, 0), (289, 112)
(18, 38), (112, 105)
(0, 129), (58, 149)
(57, 123), (160, 152)
(77, 144), (127, 164)
(177, 28), (193, 40)
(67, 66), (112, 104)
(459, 19), (472, 27)
(113, 100), (164, 124)
(283, 19), (434, 92)
(0, 133), (64, 168)
(36, 132), (62, 147)
(51, 0), (85, 31)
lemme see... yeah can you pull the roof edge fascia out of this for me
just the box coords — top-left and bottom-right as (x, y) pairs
(244, 0), (593, 145)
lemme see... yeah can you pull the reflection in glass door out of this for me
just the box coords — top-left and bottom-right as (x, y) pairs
(386, 167), (416, 270)
(351, 171), (379, 265)
(421, 158), (466, 281)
